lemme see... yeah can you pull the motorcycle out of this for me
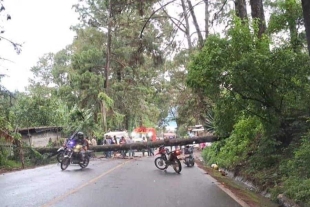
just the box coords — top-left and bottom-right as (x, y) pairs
(56, 139), (79, 163)
(56, 145), (67, 163)
(57, 132), (79, 163)
(183, 145), (195, 167)
(154, 145), (182, 174)
(60, 140), (90, 170)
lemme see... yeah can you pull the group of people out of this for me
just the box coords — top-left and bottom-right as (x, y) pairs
(141, 137), (154, 156)
(102, 136), (155, 158)
(86, 136), (97, 147)
(68, 132), (156, 160)
(103, 135), (117, 158)
(102, 135), (135, 158)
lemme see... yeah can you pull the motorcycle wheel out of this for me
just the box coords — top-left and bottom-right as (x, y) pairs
(154, 157), (167, 170)
(61, 157), (70, 170)
(56, 151), (65, 163)
(173, 159), (182, 174)
(188, 158), (195, 167)
(79, 157), (89, 168)
(185, 158), (190, 167)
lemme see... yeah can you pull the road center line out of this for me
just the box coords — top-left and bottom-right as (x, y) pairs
(41, 160), (132, 207)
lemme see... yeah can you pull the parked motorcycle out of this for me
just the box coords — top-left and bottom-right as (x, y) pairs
(183, 145), (195, 167)
(60, 140), (90, 170)
(154, 145), (182, 174)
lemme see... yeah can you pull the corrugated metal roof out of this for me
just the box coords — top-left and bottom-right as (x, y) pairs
(18, 126), (63, 135)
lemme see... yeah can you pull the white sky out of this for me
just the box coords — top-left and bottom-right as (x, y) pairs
(0, 0), (208, 92)
(0, 0), (79, 92)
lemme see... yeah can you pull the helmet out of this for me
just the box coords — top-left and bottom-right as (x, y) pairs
(77, 132), (84, 140)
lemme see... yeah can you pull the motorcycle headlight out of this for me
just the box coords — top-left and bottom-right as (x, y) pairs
(175, 150), (181, 155)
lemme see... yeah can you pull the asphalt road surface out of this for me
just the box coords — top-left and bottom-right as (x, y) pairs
(1, 155), (243, 207)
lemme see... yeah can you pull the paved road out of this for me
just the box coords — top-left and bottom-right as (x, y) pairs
(1, 155), (242, 207)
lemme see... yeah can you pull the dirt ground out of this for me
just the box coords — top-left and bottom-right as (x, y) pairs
(0, 167), (26, 174)
(194, 154), (280, 207)
(0, 165), (39, 174)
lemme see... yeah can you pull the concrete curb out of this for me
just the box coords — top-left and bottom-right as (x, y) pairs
(194, 153), (250, 207)
(195, 152), (305, 207)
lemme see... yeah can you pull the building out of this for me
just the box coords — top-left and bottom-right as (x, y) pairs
(188, 125), (208, 137)
(18, 126), (63, 147)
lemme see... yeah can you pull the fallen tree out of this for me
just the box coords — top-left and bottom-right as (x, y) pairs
(34, 136), (218, 154)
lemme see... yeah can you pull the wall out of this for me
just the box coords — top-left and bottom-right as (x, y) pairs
(22, 131), (61, 147)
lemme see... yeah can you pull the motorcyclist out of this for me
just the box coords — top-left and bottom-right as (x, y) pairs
(74, 132), (88, 162)
(184, 145), (193, 154)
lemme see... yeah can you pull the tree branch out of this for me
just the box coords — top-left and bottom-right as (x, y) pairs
(0, 35), (22, 54)
(158, 10), (186, 33)
(211, 0), (228, 26)
(139, 0), (177, 38)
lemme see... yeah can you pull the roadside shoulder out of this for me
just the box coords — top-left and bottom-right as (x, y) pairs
(194, 152), (279, 207)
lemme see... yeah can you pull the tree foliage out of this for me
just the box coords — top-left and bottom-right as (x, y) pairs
(189, 7), (310, 203)
(188, 18), (310, 136)
(2, 1), (310, 204)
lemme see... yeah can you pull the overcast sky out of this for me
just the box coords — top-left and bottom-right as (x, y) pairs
(0, 0), (207, 92)
(0, 0), (79, 92)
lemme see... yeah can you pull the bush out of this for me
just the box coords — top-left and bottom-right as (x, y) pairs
(287, 137), (310, 178)
(202, 140), (226, 166)
(1, 159), (21, 169)
(24, 147), (50, 165)
(202, 116), (263, 169)
(279, 137), (310, 204)
(0, 138), (13, 167)
(0, 146), (10, 166)
(283, 177), (310, 205)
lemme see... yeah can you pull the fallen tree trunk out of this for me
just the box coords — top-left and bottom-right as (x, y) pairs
(34, 136), (218, 154)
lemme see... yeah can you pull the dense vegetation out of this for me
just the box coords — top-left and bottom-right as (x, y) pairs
(1, 0), (310, 204)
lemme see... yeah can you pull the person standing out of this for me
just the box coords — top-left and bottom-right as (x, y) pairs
(142, 137), (147, 157)
(148, 138), (154, 156)
(119, 136), (127, 158)
(146, 136), (154, 156)
(91, 136), (97, 146)
(113, 135), (118, 145)
(127, 136), (135, 158)
(105, 135), (112, 158)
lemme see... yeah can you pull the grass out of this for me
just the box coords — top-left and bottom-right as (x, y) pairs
(2, 160), (22, 169)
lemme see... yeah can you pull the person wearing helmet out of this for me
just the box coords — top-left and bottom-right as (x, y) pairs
(74, 132), (88, 162)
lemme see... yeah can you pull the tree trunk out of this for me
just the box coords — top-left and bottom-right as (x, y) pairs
(235, 0), (248, 21)
(302, 0), (310, 56)
(204, 0), (209, 39)
(282, 0), (300, 52)
(15, 140), (25, 169)
(104, 0), (112, 89)
(186, 0), (204, 48)
(124, 114), (129, 131)
(289, 18), (299, 52)
(27, 127), (31, 147)
(34, 136), (218, 154)
(101, 102), (107, 132)
(180, 0), (192, 50)
(249, 0), (266, 38)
